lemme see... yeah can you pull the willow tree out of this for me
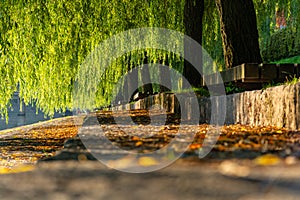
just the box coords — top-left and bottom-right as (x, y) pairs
(216, 0), (262, 69)
(0, 0), (187, 119)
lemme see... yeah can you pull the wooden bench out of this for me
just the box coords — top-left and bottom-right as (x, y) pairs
(202, 63), (299, 90)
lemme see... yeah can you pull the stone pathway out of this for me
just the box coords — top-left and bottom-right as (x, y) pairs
(0, 117), (80, 169)
(0, 160), (300, 200)
(0, 110), (300, 199)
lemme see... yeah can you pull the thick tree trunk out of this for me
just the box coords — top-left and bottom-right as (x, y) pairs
(127, 67), (138, 102)
(183, 0), (204, 89)
(159, 56), (172, 93)
(159, 67), (172, 92)
(140, 64), (153, 96)
(140, 54), (153, 97)
(216, 0), (262, 69)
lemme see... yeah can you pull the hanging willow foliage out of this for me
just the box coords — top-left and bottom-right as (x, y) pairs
(202, 0), (224, 72)
(0, 0), (185, 119)
(0, 0), (299, 119)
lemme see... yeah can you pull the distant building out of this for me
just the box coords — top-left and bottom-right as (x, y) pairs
(0, 92), (72, 130)
(276, 9), (287, 30)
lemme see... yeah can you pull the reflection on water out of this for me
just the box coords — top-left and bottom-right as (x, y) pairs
(0, 92), (72, 131)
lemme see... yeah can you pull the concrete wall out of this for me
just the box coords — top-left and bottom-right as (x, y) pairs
(231, 83), (300, 130)
(109, 82), (300, 130)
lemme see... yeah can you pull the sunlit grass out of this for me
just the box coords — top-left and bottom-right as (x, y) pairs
(272, 55), (300, 64)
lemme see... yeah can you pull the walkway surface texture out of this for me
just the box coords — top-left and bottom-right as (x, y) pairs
(0, 110), (299, 200)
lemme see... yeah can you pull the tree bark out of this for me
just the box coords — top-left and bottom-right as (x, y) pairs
(127, 67), (138, 102)
(216, 0), (262, 69)
(140, 54), (153, 96)
(159, 56), (172, 93)
(183, 0), (204, 89)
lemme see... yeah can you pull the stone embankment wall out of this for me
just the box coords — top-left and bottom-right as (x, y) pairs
(109, 82), (300, 130)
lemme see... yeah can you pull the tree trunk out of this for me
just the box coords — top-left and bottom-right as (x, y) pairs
(183, 0), (204, 89)
(140, 54), (153, 97)
(216, 0), (262, 69)
(127, 67), (138, 102)
(159, 56), (172, 93)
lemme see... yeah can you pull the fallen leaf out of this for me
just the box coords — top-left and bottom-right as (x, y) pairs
(219, 160), (250, 177)
(189, 143), (201, 150)
(254, 154), (281, 166)
(78, 154), (88, 161)
(107, 156), (135, 169)
(138, 157), (158, 166)
(135, 141), (143, 147)
(0, 165), (35, 174)
(131, 136), (140, 141)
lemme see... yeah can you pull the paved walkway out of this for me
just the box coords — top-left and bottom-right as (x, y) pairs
(0, 111), (299, 199)
(0, 160), (300, 200)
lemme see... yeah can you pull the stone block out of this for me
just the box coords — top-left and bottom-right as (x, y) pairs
(296, 64), (300, 78)
(225, 94), (234, 124)
(260, 64), (278, 81)
(221, 68), (234, 83)
(205, 98), (212, 124)
(296, 82), (300, 129)
(236, 63), (259, 82)
(278, 64), (297, 80)
(284, 84), (297, 130)
(198, 97), (207, 123)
